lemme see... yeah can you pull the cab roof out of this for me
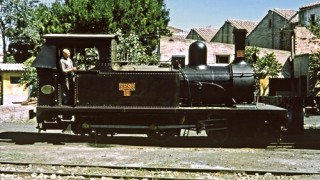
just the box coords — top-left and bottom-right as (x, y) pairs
(43, 34), (118, 46)
(43, 34), (117, 39)
(32, 34), (118, 69)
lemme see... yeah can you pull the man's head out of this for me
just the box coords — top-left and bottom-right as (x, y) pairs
(62, 49), (70, 59)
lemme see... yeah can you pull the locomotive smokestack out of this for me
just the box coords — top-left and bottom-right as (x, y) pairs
(233, 29), (247, 64)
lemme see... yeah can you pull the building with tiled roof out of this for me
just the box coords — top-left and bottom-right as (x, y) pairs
(299, 1), (320, 26)
(226, 19), (259, 34)
(186, 27), (218, 42)
(211, 19), (258, 44)
(160, 36), (290, 74)
(0, 63), (24, 71)
(171, 31), (188, 40)
(247, 8), (298, 51)
(300, 1), (320, 9)
(0, 63), (28, 105)
(167, 26), (188, 40)
(167, 26), (185, 34)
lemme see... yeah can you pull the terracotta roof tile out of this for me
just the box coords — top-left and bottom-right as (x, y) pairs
(172, 32), (188, 39)
(300, 1), (320, 9)
(167, 26), (185, 33)
(271, 8), (298, 22)
(187, 27), (218, 42)
(226, 19), (258, 34)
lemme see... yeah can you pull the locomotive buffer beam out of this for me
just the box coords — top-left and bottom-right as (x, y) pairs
(37, 122), (70, 132)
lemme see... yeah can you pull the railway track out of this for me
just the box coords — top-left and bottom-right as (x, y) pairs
(1, 161), (320, 179)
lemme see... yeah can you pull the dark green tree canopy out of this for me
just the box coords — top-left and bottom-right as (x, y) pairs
(35, 0), (170, 36)
(1, 0), (39, 62)
(1, 0), (170, 62)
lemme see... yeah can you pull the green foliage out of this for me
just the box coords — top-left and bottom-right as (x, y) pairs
(40, 0), (169, 34)
(8, 0), (41, 44)
(254, 53), (282, 79)
(34, 2), (73, 34)
(116, 30), (159, 65)
(73, 48), (99, 70)
(33, 0), (169, 54)
(5, 55), (16, 63)
(307, 16), (320, 38)
(309, 51), (320, 96)
(245, 46), (283, 96)
(245, 46), (282, 79)
(1, 0), (40, 62)
(19, 56), (37, 97)
(245, 46), (259, 66)
(307, 17), (320, 96)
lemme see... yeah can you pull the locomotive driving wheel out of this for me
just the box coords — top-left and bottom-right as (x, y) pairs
(253, 122), (276, 146)
(147, 129), (177, 143)
(206, 129), (229, 145)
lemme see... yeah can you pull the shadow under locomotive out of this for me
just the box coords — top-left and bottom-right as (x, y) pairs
(1, 129), (320, 149)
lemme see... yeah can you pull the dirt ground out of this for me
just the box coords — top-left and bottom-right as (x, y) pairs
(1, 105), (320, 179)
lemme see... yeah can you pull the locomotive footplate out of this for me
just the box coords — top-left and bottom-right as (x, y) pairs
(31, 103), (287, 145)
(33, 103), (287, 131)
(33, 103), (285, 114)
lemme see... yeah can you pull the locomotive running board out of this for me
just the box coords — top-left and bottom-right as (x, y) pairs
(86, 124), (196, 130)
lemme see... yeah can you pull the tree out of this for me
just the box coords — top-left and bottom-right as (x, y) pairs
(246, 47), (282, 79)
(0, 0), (39, 62)
(34, 0), (169, 53)
(246, 46), (283, 96)
(1, 0), (17, 62)
(19, 56), (37, 97)
(307, 16), (320, 97)
(116, 29), (159, 65)
(309, 52), (320, 97)
(307, 16), (320, 38)
(73, 47), (99, 70)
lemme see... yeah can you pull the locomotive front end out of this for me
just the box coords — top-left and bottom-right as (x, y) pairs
(178, 29), (255, 107)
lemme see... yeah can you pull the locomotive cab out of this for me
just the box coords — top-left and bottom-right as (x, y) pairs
(32, 34), (118, 106)
(32, 34), (179, 108)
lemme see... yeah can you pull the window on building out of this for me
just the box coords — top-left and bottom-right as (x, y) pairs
(269, 19), (272, 28)
(10, 77), (20, 84)
(216, 55), (230, 64)
(310, 14), (316, 25)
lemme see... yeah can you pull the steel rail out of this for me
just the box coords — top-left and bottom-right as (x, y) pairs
(0, 170), (170, 180)
(1, 161), (320, 176)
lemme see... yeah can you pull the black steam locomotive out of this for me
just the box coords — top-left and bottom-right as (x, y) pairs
(30, 29), (287, 145)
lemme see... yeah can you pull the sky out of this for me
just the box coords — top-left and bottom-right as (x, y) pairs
(39, 0), (319, 31)
(165, 0), (318, 31)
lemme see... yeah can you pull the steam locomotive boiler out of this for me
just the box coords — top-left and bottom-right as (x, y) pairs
(30, 29), (287, 145)
(177, 30), (255, 107)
